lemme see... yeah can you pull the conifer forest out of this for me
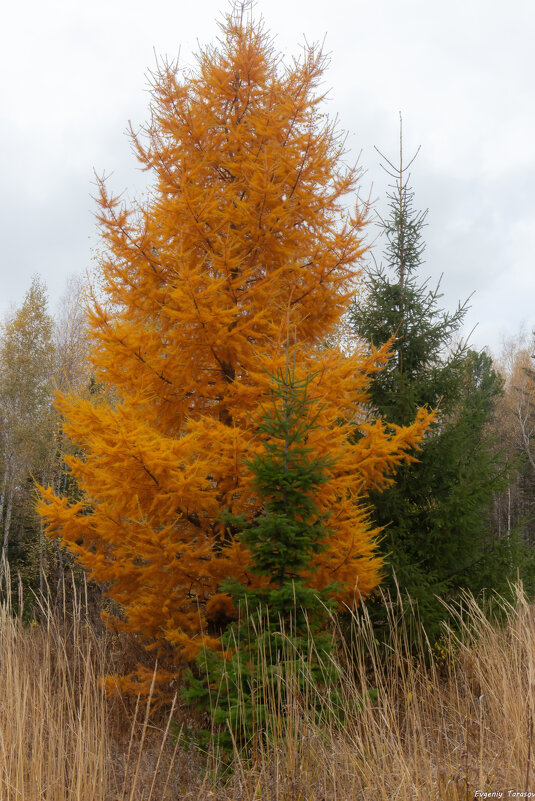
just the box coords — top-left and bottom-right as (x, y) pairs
(2, 5), (535, 799)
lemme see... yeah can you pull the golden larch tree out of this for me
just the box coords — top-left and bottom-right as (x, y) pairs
(39, 6), (431, 682)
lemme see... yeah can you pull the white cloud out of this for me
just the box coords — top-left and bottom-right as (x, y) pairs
(1, 0), (534, 353)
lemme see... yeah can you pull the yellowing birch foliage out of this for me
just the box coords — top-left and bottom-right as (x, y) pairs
(38, 7), (432, 677)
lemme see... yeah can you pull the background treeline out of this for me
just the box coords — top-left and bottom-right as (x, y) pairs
(0, 276), (91, 607)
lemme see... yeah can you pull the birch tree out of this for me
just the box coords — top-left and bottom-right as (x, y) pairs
(0, 276), (54, 589)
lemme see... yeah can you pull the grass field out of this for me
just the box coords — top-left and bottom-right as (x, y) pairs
(0, 581), (533, 800)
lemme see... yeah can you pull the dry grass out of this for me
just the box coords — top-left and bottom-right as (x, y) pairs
(0, 576), (191, 801)
(203, 588), (535, 800)
(1, 578), (535, 799)
(0, 583), (108, 800)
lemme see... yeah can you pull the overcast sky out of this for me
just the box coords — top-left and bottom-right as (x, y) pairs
(1, 0), (533, 355)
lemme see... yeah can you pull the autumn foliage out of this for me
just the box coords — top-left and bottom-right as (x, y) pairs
(38, 7), (432, 680)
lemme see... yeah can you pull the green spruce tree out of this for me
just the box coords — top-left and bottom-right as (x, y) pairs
(183, 349), (339, 753)
(349, 122), (511, 641)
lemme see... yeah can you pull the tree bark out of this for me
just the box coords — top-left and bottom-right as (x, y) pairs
(0, 466), (8, 528)
(0, 485), (13, 589)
